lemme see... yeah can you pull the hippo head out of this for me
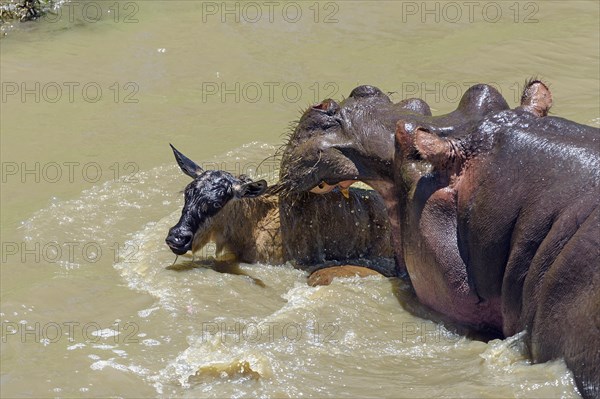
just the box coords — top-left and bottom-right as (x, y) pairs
(279, 85), (401, 195)
(165, 145), (267, 255)
(278, 80), (549, 197)
(392, 79), (555, 189)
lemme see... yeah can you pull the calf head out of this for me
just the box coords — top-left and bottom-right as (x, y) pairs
(165, 145), (267, 255)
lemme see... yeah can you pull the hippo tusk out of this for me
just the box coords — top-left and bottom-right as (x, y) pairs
(338, 180), (355, 199)
(310, 180), (355, 198)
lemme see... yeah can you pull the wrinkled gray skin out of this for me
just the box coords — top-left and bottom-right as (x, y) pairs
(280, 80), (598, 398)
(279, 83), (510, 275)
(165, 145), (395, 275)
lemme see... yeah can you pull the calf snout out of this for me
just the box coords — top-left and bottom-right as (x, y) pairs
(165, 229), (194, 255)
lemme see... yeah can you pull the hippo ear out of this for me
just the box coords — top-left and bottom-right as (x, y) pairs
(414, 129), (448, 160)
(311, 99), (340, 115)
(414, 129), (465, 171)
(170, 144), (204, 179)
(235, 179), (268, 198)
(395, 120), (417, 158)
(519, 79), (552, 117)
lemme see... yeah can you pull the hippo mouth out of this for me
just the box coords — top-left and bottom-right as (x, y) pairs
(278, 152), (372, 196)
(309, 180), (357, 198)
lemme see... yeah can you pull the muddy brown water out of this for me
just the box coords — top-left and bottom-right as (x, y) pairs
(1, 1), (598, 397)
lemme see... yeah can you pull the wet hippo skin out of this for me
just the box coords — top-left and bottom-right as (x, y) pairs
(279, 80), (599, 398)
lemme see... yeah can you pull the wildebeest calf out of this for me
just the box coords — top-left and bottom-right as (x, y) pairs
(165, 145), (395, 276)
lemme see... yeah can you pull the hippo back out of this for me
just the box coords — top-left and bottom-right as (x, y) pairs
(460, 112), (600, 398)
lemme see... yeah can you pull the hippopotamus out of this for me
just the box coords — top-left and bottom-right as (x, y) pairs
(164, 145), (395, 280)
(393, 96), (599, 398)
(278, 82), (511, 275)
(279, 80), (599, 397)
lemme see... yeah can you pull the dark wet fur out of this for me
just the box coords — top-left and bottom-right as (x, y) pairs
(166, 146), (267, 256)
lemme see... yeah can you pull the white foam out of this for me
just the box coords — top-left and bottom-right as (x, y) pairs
(91, 329), (120, 338)
(138, 306), (160, 318)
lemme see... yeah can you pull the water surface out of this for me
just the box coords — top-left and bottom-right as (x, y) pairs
(1, 1), (598, 397)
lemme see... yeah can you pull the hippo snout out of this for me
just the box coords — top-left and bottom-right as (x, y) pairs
(165, 229), (193, 255)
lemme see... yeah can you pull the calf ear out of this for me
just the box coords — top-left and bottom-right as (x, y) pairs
(236, 179), (268, 198)
(519, 79), (552, 117)
(170, 144), (204, 178)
